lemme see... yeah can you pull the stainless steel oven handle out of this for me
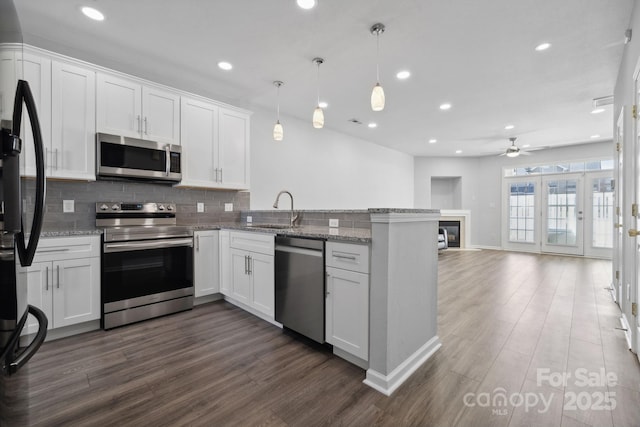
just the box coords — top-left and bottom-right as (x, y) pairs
(103, 238), (194, 253)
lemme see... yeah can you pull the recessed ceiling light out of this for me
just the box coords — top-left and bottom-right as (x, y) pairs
(591, 134), (601, 138)
(504, 124), (515, 130)
(296, 0), (317, 9)
(217, 61), (233, 71)
(439, 103), (452, 110)
(368, 122), (377, 128)
(81, 6), (105, 21)
(535, 42), (551, 51)
(428, 139), (437, 144)
(591, 108), (605, 114)
(318, 101), (328, 108)
(455, 150), (462, 154)
(396, 70), (411, 80)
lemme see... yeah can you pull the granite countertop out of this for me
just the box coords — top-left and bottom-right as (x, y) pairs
(41, 229), (103, 237)
(190, 223), (371, 243)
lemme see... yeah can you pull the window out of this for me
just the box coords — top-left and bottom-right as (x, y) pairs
(505, 159), (613, 177)
(509, 182), (535, 243)
(592, 177), (614, 248)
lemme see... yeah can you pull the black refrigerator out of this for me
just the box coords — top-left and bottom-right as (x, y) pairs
(0, 0), (48, 379)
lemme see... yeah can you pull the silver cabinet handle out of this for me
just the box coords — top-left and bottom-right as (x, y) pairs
(56, 265), (60, 289)
(55, 149), (59, 170)
(136, 115), (141, 132)
(220, 168), (223, 183)
(144, 116), (148, 135)
(248, 256), (252, 275)
(333, 254), (357, 261)
(196, 235), (200, 251)
(45, 266), (49, 291)
(244, 255), (248, 275)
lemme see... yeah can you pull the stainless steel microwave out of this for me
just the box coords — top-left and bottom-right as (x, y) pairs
(96, 133), (181, 183)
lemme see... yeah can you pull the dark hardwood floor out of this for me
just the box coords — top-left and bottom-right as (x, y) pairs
(2, 250), (640, 426)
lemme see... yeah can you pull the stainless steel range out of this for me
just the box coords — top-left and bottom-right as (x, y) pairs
(97, 202), (193, 329)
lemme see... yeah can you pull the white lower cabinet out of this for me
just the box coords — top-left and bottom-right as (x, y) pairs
(194, 230), (220, 297)
(226, 231), (275, 319)
(325, 242), (370, 361)
(20, 236), (101, 334)
(219, 230), (231, 296)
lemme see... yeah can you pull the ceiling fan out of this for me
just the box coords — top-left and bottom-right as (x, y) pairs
(500, 137), (530, 157)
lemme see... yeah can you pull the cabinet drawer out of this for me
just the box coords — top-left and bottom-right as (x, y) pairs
(34, 236), (100, 262)
(229, 231), (274, 255)
(326, 242), (369, 274)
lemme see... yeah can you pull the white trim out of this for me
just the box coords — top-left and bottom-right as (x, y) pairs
(440, 209), (471, 249)
(470, 245), (502, 251)
(620, 315), (632, 349)
(363, 335), (442, 396)
(223, 296), (283, 328)
(370, 212), (441, 223)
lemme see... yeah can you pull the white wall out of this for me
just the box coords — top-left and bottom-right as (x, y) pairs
(415, 141), (613, 248)
(431, 177), (462, 209)
(250, 107), (415, 210)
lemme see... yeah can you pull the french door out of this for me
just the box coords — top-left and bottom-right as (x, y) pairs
(541, 174), (583, 255)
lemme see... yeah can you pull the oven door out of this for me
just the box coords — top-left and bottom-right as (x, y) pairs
(102, 237), (193, 310)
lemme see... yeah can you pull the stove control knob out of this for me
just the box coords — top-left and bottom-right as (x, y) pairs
(111, 204), (119, 210)
(158, 205), (165, 211)
(167, 205), (174, 211)
(100, 204), (109, 211)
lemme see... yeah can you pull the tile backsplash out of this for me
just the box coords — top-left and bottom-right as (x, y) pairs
(23, 179), (249, 231)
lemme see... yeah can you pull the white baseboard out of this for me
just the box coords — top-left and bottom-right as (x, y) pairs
(194, 293), (223, 306)
(334, 346), (368, 370)
(20, 320), (101, 345)
(363, 335), (442, 396)
(470, 245), (502, 251)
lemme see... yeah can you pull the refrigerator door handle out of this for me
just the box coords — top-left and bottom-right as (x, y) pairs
(6, 305), (48, 374)
(12, 79), (46, 267)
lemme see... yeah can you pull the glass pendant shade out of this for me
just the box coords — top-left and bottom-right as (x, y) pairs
(371, 83), (385, 111)
(273, 120), (284, 141)
(313, 106), (324, 129)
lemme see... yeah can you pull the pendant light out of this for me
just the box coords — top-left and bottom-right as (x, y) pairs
(370, 23), (385, 111)
(273, 81), (284, 141)
(312, 57), (325, 129)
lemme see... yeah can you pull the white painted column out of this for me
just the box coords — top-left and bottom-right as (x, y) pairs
(364, 209), (442, 395)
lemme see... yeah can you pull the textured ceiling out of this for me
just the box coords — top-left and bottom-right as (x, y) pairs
(13, 0), (634, 156)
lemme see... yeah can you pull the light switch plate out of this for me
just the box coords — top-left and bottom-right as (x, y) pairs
(246, 216), (253, 224)
(63, 200), (74, 213)
(196, 202), (205, 213)
(329, 218), (339, 228)
(224, 203), (233, 212)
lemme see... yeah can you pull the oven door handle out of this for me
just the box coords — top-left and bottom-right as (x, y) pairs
(103, 238), (193, 253)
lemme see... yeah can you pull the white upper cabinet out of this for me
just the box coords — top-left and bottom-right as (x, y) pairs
(180, 97), (250, 190)
(0, 49), (17, 122)
(218, 109), (250, 190)
(97, 73), (180, 145)
(49, 60), (95, 180)
(180, 96), (219, 187)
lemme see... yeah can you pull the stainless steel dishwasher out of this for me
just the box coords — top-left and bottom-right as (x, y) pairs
(275, 236), (325, 343)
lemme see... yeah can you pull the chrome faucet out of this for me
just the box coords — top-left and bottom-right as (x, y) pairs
(272, 190), (298, 227)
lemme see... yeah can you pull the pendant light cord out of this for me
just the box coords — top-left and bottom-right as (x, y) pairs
(376, 31), (380, 83)
(316, 62), (321, 106)
(276, 84), (280, 121)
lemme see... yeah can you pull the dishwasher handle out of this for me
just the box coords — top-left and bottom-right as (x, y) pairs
(275, 244), (323, 258)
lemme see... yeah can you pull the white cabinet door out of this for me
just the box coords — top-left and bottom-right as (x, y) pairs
(250, 253), (274, 318)
(50, 61), (96, 180)
(20, 262), (53, 335)
(194, 230), (220, 297)
(218, 108), (250, 190)
(142, 86), (180, 145)
(180, 97), (218, 187)
(18, 52), (51, 177)
(326, 266), (369, 361)
(0, 49), (16, 122)
(219, 231), (231, 296)
(96, 73), (142, 138)
(52, 257), (100, 328)
(230, 249), (252, 305)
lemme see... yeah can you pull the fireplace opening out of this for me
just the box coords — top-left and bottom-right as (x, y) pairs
(439, 220), (461, 248)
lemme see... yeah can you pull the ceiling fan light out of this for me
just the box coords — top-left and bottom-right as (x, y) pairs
(313, 107), (324, 128)
(506, 151), (520, 158)
(371, 83), (385, 111)
(273, 120), (284, 141)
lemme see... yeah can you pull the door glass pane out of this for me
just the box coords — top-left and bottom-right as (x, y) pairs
(546, 179), (577, 245)
(508, 182), (535, 243)
(592, 177), (613, 248)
